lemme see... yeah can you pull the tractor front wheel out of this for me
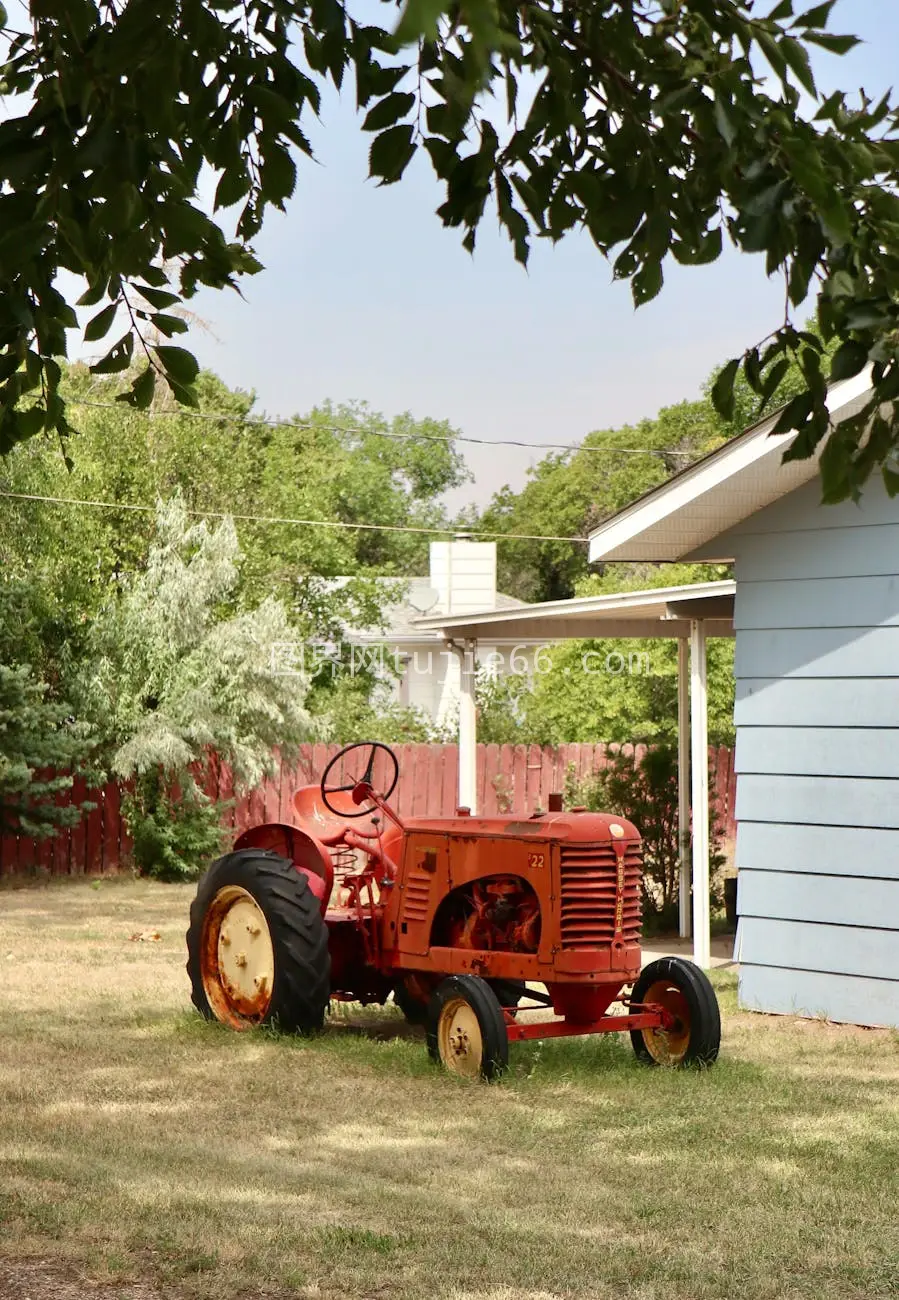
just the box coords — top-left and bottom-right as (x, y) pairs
(629, 956), (720, 1067)
(186, 849), (330, 1034)
(426, 975), (508, 1081)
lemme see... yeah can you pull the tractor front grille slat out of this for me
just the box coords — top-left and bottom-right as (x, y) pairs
(559, 843), (642, 949)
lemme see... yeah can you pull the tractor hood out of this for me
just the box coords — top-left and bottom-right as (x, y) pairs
(401, 811), (640, 843)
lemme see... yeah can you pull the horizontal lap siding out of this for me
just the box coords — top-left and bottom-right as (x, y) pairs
(737, 822), (899, 881)
(735, 574), (899, 629)
(738, 869), (899, 929)
(736, 726), (899, 778)
(736, 917), (896, 982)
(735, 626), (899, 678)
(732, 476), (899, 1027)
(738, 966), (899, 1028)
(735, 678), (899, 726)
(736, 774), (899, 829)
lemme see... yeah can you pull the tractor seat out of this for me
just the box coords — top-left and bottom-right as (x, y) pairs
(293, 785), (363, 845)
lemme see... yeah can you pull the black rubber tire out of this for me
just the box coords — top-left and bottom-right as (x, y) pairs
(426, 975), (509, 1082)
(186, 849), (330, 1034)
(629, 956), (721, 1067)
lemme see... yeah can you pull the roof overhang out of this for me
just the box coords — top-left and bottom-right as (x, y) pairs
(413, 580), (735, 641)
(587, 369), (874, 564)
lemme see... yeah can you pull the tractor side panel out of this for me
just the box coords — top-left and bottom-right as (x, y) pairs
(395, 834), (451, 956)
(445, 834), (555, 966)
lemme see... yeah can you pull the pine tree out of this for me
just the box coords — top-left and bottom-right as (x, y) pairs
(0, 664), (92, 839)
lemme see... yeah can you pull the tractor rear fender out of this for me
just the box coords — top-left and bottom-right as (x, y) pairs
(233, 823), (334, 914)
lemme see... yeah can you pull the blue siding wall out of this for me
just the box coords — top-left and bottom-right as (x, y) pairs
(728, 478), (899, 1028)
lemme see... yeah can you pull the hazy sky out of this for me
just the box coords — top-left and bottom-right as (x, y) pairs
(182, 0), (897, 511)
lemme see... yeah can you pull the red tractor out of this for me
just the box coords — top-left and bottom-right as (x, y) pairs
(186, 742), (720, 1079)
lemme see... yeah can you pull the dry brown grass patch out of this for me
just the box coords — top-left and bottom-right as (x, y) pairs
(0, 878), (897, 1300)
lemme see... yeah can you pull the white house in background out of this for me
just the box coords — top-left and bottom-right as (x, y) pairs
(346, 538), (532, 728)
(586, 367), (899, 1030)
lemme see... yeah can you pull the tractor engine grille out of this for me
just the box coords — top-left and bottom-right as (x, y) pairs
(559, 842), (642, 949)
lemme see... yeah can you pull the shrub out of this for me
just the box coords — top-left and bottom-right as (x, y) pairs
(123, 773), (227, 882)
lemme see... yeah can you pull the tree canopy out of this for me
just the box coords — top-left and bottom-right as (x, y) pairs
(2, 1), (899, 499)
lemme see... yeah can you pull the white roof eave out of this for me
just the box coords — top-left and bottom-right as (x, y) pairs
(587, 369), (874, 564)
(411, 579), (736, 640)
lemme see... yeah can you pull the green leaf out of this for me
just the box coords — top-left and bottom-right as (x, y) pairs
(804, 32), (860, 54)
(136, 285), (180, 310)
(368, 124), (416, 185)
(826, 270), (855, 299)
(167, 379), (199, 408)
(394, 0), (444, 44)
(829, 340), (869, 382)
(90, 332), (134, 374)
(15, 406), (45, 439)
(772, 390), (815, 436)
(150, 313), (188, 337)
(882, 464), (899, 497)
(214, 167), (251, 211)
(260, 145), (297, 205)
(76, 278), (108, 307)
(759, 358), (791, 407)
(362, 91), (415, 133)
(795, 1), (836, 27)
(779, 36), (816, 96)
(632, 260), (663, 307)
(713, 98), (737, 147)
(711, 358), (740, 420)
(154, 345), (200, 385)
(768, 0), (794, 20)
(116, 365), (156, 409)
(84, 301), (119, 342)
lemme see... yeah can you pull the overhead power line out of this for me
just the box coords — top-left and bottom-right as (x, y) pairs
(0, 489), (590, 544)
(67, 399), (697, 460)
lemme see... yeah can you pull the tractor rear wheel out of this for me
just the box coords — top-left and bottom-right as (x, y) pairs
(629, 956), (720, 1067)
(186, 849), (330, 1034)
(426, 975), (508, 1081)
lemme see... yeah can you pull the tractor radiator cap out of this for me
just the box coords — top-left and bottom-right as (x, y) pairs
(456, 805), (471, 816)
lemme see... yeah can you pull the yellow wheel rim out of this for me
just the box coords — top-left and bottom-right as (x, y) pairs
(200, 886), (275, 1029)
(437, 998), (484, 1078)
(640, 979), (691, 1066)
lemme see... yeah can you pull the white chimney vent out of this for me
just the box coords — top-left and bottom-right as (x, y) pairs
(429, 539), (497, 616)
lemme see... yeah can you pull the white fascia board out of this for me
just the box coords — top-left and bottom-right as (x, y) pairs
(587, 369), (874, 563)
(413, 579), (735, 637)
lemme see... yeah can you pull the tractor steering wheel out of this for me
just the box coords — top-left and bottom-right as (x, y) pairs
(320, 742), (400, 818)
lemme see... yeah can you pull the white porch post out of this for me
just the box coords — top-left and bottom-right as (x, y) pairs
(457, 638), (478, 812)
(689, 619), (710, 969)
(677, 636), (691, 940)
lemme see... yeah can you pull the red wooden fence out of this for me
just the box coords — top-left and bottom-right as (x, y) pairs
(0, 743), (737, 879)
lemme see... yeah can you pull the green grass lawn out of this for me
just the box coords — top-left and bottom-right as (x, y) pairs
(0, 876), (897, 1299)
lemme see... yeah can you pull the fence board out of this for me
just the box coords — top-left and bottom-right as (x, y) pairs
(84, 786), (104, 875)
(441, 743), (458, 815)
(103, 781), (121, 873)
(526, 744), (542, 812)
(511, 745), (527, 813)
(482, 744), (501, 815)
